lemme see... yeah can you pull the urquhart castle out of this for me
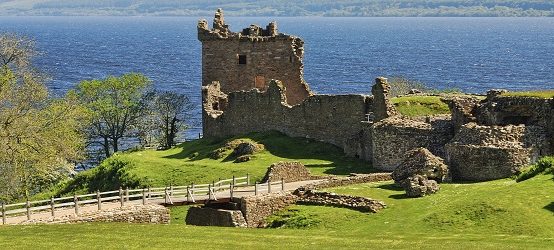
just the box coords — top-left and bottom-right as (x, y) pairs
(198, 9), (553, 182)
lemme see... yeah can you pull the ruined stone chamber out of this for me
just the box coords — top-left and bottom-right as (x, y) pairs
(446, 123), (546, 181)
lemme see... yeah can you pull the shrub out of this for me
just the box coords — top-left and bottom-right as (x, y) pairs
(516, 156), (554, 182)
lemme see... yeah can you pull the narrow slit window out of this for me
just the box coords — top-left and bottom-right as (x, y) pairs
(238, 54), (247, 65)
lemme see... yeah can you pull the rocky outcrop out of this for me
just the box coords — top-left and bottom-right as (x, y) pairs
(294, 189), (386, 213)
(19, 204), (170, 225)
(262, 161), (312, 183)
(185, 206), (247, 227)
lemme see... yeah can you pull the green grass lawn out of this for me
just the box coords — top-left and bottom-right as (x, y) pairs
(502, 90), (554, 99)
(391, 96), (450, 117)
(2, 175), (553, 249)
(50, 131), (373, 196)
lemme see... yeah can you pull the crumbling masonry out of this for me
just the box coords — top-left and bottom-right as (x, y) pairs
(199, 10), (554, 181)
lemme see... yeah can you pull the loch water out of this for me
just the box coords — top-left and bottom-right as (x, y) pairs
(1, 16), (553, 137)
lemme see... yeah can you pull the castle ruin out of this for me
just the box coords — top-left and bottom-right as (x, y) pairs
(199, 10), (554, 182)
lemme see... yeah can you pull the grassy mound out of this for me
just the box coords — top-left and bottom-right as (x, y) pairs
(2, 175), (553, 248)
(502, 90), (554, 99)
(391, 96), (450, 117)
(46, 131), (372, 196)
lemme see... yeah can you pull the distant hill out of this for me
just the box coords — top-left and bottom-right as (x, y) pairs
(1, 0), (554, 17)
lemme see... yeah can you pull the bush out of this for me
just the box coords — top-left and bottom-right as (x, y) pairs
(516, 156), (554, 182)
(55, 157), (145, 196)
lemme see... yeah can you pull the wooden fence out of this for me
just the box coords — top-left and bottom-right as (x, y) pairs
(1, 174), (288, 225)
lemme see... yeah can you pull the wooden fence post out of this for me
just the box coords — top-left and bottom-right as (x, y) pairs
(74, 194), (79, 215)
(232, 175), (236, 186)
(26, 199), (31, 220)
(254, 182), (258, 195)
(119, 187), (124, 207)
(281, 178), (285, 191)
(125, 188), (130, 202)
(247, 174), (250, 185)
(50, 197), (55, 217)
(142, 188), (146, 205)
(191, 183), (195, 195)
(186, 186), (190, 203)
(170, 185), (173, 197)
(208, 184), (212, 200)
(97, 190), (102, 211)
(164, 187), (169, 204)
(268, 180), (272, 193)
(2, 202), (5, 225)
(148, 187), (151, 199)
(229, 183), (232, 198)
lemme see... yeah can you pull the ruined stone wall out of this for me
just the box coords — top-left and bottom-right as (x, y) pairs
(294, 190), (386, 213)
(371, 116), (454, 171)
(300, 173), (392, 190)
(198, 9), (311, 105)
(235, 192), (297, 228)
(445, 123), (545, 181)
(20, 204), (170, 225)
(203, 81), (373, 155)
(185, 207), (247, 227)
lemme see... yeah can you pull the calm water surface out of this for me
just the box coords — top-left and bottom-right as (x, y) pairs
(1, 16), (553, 137)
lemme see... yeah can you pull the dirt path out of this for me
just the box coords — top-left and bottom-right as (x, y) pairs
(4, 179), (324, 225)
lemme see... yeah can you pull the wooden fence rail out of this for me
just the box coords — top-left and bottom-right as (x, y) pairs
(0, 174), (289, 225)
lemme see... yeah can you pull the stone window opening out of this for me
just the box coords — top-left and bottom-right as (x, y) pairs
(212, 102), (219, 110)
(238, 54), (247, 65)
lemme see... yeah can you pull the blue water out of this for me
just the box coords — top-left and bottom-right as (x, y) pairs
(1, 16), (553, 138)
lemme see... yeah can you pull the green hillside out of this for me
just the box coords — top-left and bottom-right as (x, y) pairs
(1, 0), (554, 17)
(2, 173), (553, 249)
(40, 131), (372, 198)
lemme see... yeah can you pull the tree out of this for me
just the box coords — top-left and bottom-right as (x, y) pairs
(0, 33), (87, 201)
(138, 91), (193, 149)
(74, 73), (151, 158)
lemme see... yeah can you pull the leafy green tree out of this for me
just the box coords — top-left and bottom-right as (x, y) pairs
(74, 73), (151, 158)
(138, 91), (193, 149)
(0, 33), (87, 201)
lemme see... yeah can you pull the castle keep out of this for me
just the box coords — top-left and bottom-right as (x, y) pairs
(199, 10), (553, 182)
(198, 9), (312, 106)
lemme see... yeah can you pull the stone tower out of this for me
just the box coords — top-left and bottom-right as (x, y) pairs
(197, 9), (312, 105)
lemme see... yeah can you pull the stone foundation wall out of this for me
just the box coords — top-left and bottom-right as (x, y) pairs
(372, 116), (454, 171)
(235, 192), (298, 228)
(262, 161), (312, 183)
(295, 190), (386, 213)
(300, 173), (392, 190)
(20, 204), (170, 225)
(185, 206), (247, 227)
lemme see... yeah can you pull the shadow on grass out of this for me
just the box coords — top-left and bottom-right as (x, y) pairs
(388, 194), (411, 200)
(375, 183), (403, 191)
(544, 202), (554, 213)
(163, 130), (376, 176)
